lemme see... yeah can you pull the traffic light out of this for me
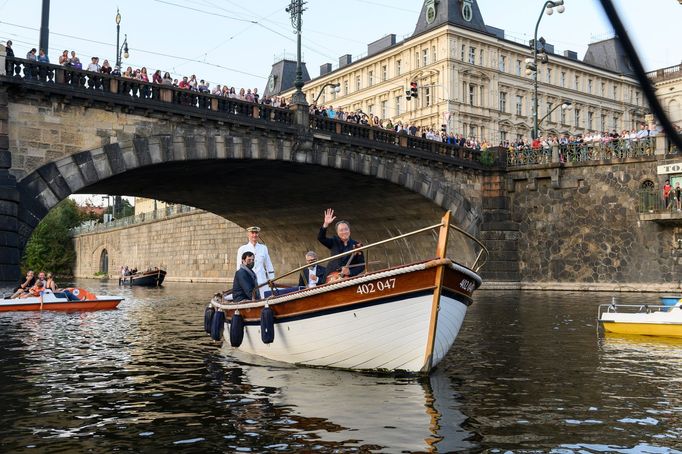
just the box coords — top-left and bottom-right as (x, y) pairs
(441, 124), (447, 133)
(405, 89), (411, 101)
(410, 81), (418, 98)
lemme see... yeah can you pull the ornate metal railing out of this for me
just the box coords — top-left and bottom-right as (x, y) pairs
(507, 138), (657, 167)
(3, 57), (294, 126)
(309, 115), (481, 163)
(71, 205), (197, 235)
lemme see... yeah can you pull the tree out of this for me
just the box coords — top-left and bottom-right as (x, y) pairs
(22, 199), (85, 277)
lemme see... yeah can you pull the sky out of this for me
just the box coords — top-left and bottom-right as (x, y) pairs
(1, 0), (680, 205)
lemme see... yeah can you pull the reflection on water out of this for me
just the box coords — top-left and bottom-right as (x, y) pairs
(0, 283), (681, 452)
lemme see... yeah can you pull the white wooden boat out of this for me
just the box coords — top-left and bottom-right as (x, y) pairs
(598, 299), (682, 338)
(208, 211), (486, 374)
(0, 288), (123, 312)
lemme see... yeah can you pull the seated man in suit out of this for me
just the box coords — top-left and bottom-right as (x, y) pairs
(232, 251), (261, 303)
(298, 251), (327, 288)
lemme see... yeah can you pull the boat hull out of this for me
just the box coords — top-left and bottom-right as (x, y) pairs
(600, 306), (682, 338)
(0, 297), (123, 312)
(221, 262), (479, 373)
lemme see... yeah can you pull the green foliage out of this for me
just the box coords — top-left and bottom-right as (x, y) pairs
(22, 199), (85, 277)
(479, 148), (496, 167)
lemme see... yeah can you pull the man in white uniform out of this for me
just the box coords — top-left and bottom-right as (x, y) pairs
(236, 226), (275, 298)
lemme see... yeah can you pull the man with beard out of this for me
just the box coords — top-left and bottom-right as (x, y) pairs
(232, 251), (260, 303)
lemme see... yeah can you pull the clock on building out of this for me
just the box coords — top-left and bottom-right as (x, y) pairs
(425, 0), (437, 24)
(267, 74), (276, 92)
(462, 0), (473, 22)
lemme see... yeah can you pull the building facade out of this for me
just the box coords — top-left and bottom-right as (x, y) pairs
(277, 0), (646, 144)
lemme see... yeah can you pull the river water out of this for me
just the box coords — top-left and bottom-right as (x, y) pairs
(0, 281), (680, 453)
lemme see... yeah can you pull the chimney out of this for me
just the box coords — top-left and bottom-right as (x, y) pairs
(320, 63), (332, 76)
(563, 50), (578, 60)
(339, 54), (352, 68)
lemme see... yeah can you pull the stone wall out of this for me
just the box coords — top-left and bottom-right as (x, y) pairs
(73, 210), (244, 283)
(508, 159), (679, 288)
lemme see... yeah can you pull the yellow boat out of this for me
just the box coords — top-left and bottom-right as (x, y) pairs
(598, 299), (682, 338)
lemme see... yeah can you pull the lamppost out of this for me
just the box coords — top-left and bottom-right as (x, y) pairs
(313, 82), (340, 105)
(115, 9), (129, 70)
(286, 0), (307, 105)
(527, 0), (565, 140)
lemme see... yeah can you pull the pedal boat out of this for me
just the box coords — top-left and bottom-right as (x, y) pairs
(0, 288), (124, 312)
(598, 299), (682, 338)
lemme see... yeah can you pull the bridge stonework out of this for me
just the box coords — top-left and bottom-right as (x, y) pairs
(0, 57), (496, 282)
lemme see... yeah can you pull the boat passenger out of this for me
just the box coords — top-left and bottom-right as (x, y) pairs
(298, 251), (327, 288)
(236, 226), (275, 298)
(318, 208), (365, 280)
(46, 273), (58, 292)
(232, 251), (261, 303)
(22, 280), (44, 298)
(10, 270), (35, 299)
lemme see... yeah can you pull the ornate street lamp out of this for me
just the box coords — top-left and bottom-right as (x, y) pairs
(530, 1), (565, 140)
(286, 0), (307, 105)
(115, 9), (129, 70)
(313, 82), (340, 105)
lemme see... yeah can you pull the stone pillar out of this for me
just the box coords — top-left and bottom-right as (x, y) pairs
(552, 144), (560, 163)
(0, 85), (21, 283)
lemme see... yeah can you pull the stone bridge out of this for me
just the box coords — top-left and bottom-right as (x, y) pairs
(0, 53), (512, 282)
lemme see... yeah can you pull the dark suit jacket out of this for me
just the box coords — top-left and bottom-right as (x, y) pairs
(232, 266), (260, 302)
(298, 265), (327, 287)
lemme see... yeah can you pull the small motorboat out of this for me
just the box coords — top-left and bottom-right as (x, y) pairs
(0, 288), (124, 312)
(598, 297), (682, 338)
(207, 211), (487, 374)
(119, 268), (166, 287)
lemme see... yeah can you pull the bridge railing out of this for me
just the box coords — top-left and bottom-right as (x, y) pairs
(3, 57), (294, 126)
(309, 115), (481, 163)
(507, 138), (657, 167)
(71, 205), (197, 235)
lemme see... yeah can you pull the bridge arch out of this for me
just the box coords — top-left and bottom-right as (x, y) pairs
(16, 132), (486, 276)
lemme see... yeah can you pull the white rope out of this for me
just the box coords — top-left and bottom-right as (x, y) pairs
(210, 261), (434, 311)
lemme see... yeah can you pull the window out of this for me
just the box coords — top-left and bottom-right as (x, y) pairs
(424, 86), (431, 107)
(381, 100), (387, 118)
(612, 114), (619, 130)
(546, 102), (553, 122)
(588, 79), (593, 94)
(612, 85), (618, 99)
(587, 111), (593, 130)
(469, 84), (476, 105)
(470, 124), (477, 138)
(432, 45), (437, 63)
(382, 65), (387, 81)
(356, 75), (361, 91)
(368, 104), (374, 115)
(546, 67), (552, 83)
(516, 60), (522, 76)
(499, 92), (507, 112)
(574, 75), (580, 90)
(469, 46), (476, 64)
(560, 71), (566, 87)
(343, 80), (349, 95)
(423, 49), (428, 66)
(396, 59), (401, 76)
(498, 55), (506, 72)
(415, 51), (420, 68)
(601, 114), (606, 131)
(461, 44), (465, 61)
(500, 130), (508, 143)
(368, 71), (373, 87)
(395, 96), (401, 116)
(635, 91), (640, 105)
(560, 107), (567, 124)
(574, 108), (581, 128)
(601, 81), (606, 95)
(516, 95), (523, 116)
(479, 49), (484, 65)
